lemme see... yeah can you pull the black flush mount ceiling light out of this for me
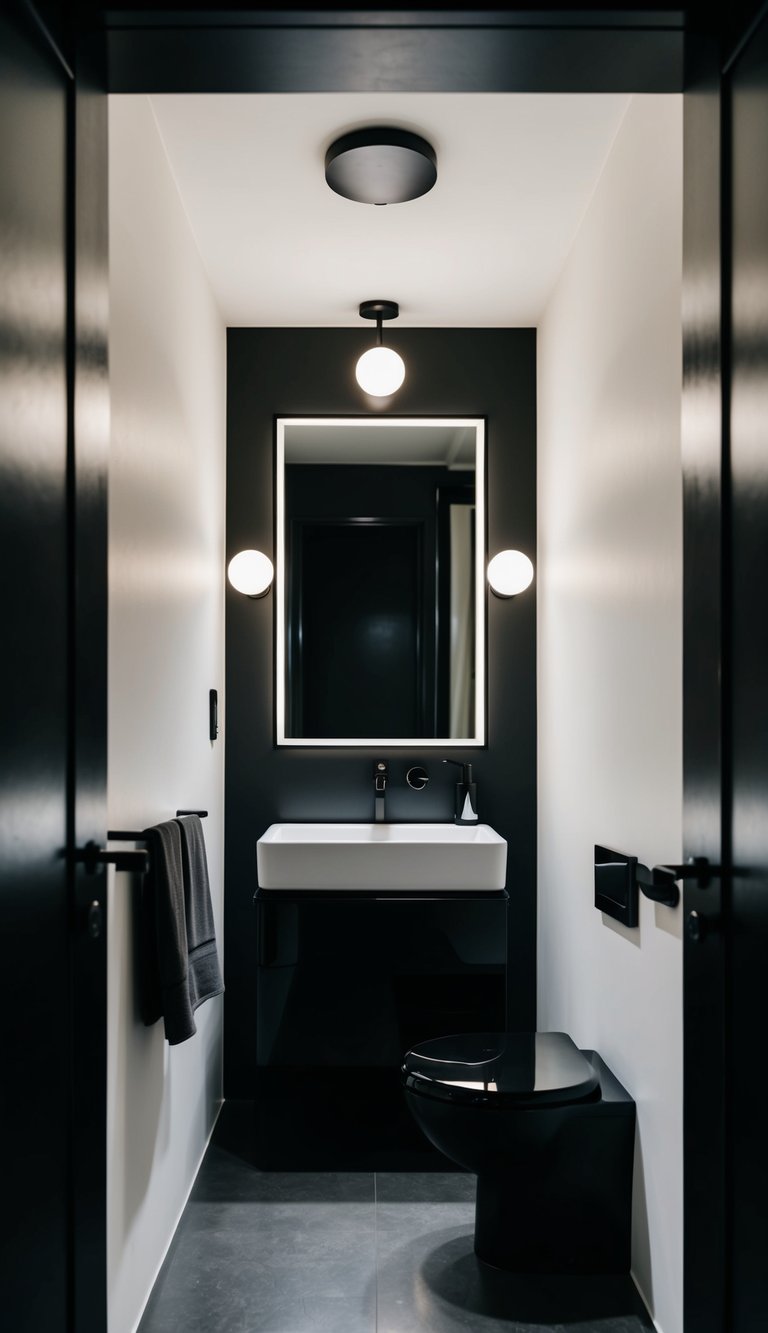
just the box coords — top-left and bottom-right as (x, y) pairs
(325, 128), (437, 205)
(355, 300), (406, 397)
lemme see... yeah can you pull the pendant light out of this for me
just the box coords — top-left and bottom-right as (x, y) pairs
(355, 300), (405, 397)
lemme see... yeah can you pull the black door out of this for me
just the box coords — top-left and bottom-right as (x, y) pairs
(1, 8), (71, 1325)
(681, 36), (729, 1333)
(729, 13), (768, 1327)
(1, 5), (108, 1329)
(683, 10), (768, 1330)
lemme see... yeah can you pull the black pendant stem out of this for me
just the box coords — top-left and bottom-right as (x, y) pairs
(359, 299), (398, 348)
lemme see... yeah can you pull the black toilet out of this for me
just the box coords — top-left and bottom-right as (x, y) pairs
(402, 1030), (635, 1273)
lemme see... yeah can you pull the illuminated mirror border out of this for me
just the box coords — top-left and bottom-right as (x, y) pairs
(275, 415), (486, 748)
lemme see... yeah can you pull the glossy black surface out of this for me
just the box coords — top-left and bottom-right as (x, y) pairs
(405, 1051), (635, 1274)
(594, 844), (640, 927)
(286, 468), (432, 737)
(595, 844), (690, 922)
(254, 892), (507, 1167)
(403, 1031), (599, 1107)
(1, 7), (70, 1326)
(226, 329), (536, 1098)
(730, 14), (768, 1326)
(100, 4), (688, 19)
(103, 12), (685, 95)
(1, 5), (108, 1330)
(681, 35), (729, 1333)
(69, 33), (110, 1333)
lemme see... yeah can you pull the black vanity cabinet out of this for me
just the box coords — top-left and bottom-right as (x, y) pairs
(254, 889), (508, 1169)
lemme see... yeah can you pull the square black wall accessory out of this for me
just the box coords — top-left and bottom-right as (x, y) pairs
(594, 844), (639, 928)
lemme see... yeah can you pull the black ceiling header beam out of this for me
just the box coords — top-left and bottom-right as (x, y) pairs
(105, 19), (684, 92)
(104, 8), (685, 28)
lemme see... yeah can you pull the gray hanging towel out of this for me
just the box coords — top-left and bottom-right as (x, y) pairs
(140, 819), (197, 1045)
(175, 814), (224, 1021)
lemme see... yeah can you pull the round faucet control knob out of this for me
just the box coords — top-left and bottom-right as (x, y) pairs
(406, 766), (429, 791)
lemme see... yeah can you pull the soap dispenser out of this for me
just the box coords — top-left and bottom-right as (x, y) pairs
(443, 759), (478, 825)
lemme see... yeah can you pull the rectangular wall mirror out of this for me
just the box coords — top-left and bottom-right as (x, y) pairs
(276, 417), (486, 747)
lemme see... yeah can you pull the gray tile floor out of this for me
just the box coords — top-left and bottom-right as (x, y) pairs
(139, 1104), (655, 1333)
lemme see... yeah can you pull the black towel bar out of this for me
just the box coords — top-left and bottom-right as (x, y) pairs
(108, 811), (209, 842)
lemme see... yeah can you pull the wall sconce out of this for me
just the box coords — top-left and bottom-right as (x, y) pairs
(487, 549), (534, 598)
(355, 300), (406, 397)
(227, 549), (274, 599)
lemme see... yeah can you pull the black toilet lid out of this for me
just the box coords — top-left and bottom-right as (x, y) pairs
(402, 1032), (600, 1107)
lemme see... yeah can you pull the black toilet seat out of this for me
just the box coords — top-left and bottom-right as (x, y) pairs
(402, 1031), (600, 1108)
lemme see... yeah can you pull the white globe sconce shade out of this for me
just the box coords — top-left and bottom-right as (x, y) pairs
(355, 345), (406, 397)
(487, 549), (534, 598)
(227, 549), (274, 599)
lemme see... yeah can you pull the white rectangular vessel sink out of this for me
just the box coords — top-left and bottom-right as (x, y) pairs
(256, 823), (507, 891)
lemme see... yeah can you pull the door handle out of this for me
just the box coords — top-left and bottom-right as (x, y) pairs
(648, 857), (720, 889)
(636, 857), (722, 908)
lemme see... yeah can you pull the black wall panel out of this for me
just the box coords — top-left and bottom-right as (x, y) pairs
(225, 327), (536, 1096)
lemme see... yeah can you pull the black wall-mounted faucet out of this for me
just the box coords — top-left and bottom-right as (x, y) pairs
(373, 761), (388, 823)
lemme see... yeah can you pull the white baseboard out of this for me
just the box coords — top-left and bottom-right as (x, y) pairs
(631, 1269), (665, 1333)
(128, 1098), (224, 1333)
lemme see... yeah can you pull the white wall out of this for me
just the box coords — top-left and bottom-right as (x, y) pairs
(537, 96), (683, 1332)
(107, 95), (226, 1333)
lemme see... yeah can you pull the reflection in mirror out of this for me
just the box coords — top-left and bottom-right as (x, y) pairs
(276, 418), (485, 747)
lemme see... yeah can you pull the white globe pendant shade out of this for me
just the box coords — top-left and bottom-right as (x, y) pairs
(355, 345), (406, 397)
(487, 549), (534, 598)
(227, 549), (274, 598)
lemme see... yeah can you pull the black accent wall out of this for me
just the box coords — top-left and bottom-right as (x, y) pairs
(225, 328), (536, 1096)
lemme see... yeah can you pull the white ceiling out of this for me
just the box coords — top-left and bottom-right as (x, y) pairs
(148, 92), (631, 328)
